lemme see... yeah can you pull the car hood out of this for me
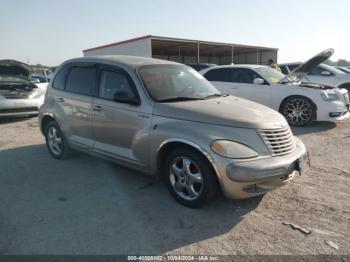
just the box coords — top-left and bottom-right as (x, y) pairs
(0, 59), (32, 82)
(153, 96), (288, 129)
(290, 48), (334, 81)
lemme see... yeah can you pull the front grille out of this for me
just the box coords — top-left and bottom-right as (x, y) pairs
(0, 107), (38, 114)
(259, 126), (296, 156)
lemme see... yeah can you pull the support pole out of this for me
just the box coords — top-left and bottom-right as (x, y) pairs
(197, 43), (200, 64)
(256, 48), (259, 64)
(213, 49), (216, 64)
(231, 46), (234, 64)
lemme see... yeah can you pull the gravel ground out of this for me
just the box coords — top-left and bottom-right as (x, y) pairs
(0, 116), (349, 255)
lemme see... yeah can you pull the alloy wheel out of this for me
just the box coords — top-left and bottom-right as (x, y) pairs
(283, 98), (313, 126)
(47, 126), (63, 156)
(169, 156), (203, 201)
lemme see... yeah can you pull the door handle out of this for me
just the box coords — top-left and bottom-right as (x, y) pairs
(230, 87), (239, 90)
(92, 105), (102, 112)
(56, 97), (65, 102)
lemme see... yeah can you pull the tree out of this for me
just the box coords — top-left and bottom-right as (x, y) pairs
(336, 59), (350, 67)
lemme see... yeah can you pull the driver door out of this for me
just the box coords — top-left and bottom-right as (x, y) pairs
(228, 68), (271, 107)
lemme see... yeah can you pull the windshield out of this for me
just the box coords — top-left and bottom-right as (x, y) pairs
(254, 67), (286, 84)
(138, 64), (221, 102)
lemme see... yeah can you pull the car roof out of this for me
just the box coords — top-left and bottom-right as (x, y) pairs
(208, 64), (267, 70)
(278, 62), (302, 66)
(62, 55), (180, 70)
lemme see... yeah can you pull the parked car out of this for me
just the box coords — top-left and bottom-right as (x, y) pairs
(0, 60), (48, 117)
(39, 56), (309, 207)
(201, 49), (349, 127)
(31, 74), (47, 83)
(334, 66), (350, 74)
(32, 67), (52, 82)
(279, 50), (350, 93)
(187, 63), (216, 72)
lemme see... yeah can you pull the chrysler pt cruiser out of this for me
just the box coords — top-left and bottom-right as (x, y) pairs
(39, 56), (309, 207)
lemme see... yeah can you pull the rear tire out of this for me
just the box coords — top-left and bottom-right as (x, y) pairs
(44, 121), (71, 159)
(280, 96), (315, 127)
(163, 148), (218, 208)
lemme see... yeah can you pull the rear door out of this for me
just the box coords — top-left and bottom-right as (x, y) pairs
(91, 65), (152, 170)
(50, 63), (96, 150)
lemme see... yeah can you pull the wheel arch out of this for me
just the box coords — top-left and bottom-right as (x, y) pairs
(279, 95), (318, 120)
(156, 139), (221, 182)
(40, 113), (57, 134)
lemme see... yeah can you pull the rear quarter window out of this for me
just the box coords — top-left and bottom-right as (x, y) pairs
(52, 64), (70, 90)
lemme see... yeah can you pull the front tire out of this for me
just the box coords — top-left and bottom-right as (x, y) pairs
(280, 96), (315, 127)
(44, 121), (71, 159)
(163, 148), (218, 208)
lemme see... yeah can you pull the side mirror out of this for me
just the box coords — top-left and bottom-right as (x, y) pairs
(321, 71), (331, 76)
(253, 78), (265, 85)
(113, 90), (140, 105)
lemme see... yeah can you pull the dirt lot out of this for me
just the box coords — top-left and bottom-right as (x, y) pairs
(0, 117), (349, 255)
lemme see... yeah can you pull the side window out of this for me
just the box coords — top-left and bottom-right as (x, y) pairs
(288, 64), (300, 72)
(309, 66), (331, 76)
(65, 66), (97, 95)
(280, 65), (289, 75)
(204, 68), (231, 82)
(52, 64), (70, 90)
(99, 70), (135, 100)
(231, 69), (255, 84)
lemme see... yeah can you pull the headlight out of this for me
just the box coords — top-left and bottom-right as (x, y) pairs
(29, 88), (42, 99)
(210, 140), (258, 159)
(321, 93), (340, 102)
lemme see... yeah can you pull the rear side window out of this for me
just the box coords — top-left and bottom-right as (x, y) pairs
(99, 70), (136, 100)
(204, 68), (231, 82)
(65, 67), (97, 95)
(52, 64), (70, 90)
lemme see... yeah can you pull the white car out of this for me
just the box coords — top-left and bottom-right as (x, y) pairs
(0, 60), (48, 117)
(279, 50), (350, 93)
(200, 50), (349, 127)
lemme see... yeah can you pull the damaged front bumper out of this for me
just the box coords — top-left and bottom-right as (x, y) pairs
(215, 137), (308, 199)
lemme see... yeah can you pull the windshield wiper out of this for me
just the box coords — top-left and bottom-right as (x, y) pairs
(158, 97), (204, 103)
(202, 93), (226, 99)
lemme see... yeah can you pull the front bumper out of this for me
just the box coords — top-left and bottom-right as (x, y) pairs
(215, 137), (307, 199)
(316, 98), (350, 122)
(0, 97), (44, 117)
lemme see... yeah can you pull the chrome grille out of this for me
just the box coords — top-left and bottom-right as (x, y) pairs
(259, 126), (296, 156)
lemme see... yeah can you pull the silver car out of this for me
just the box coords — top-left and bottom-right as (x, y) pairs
(0, 60), (47, 117)
(39, 56), (309, 207)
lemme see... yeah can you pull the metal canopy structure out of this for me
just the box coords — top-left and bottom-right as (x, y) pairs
(83, 35), (278, 65)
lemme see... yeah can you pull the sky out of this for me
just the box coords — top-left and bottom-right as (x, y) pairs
(1, 0), (349, 66)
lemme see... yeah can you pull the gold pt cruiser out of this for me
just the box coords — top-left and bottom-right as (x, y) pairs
(39, 56), (309, 207)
